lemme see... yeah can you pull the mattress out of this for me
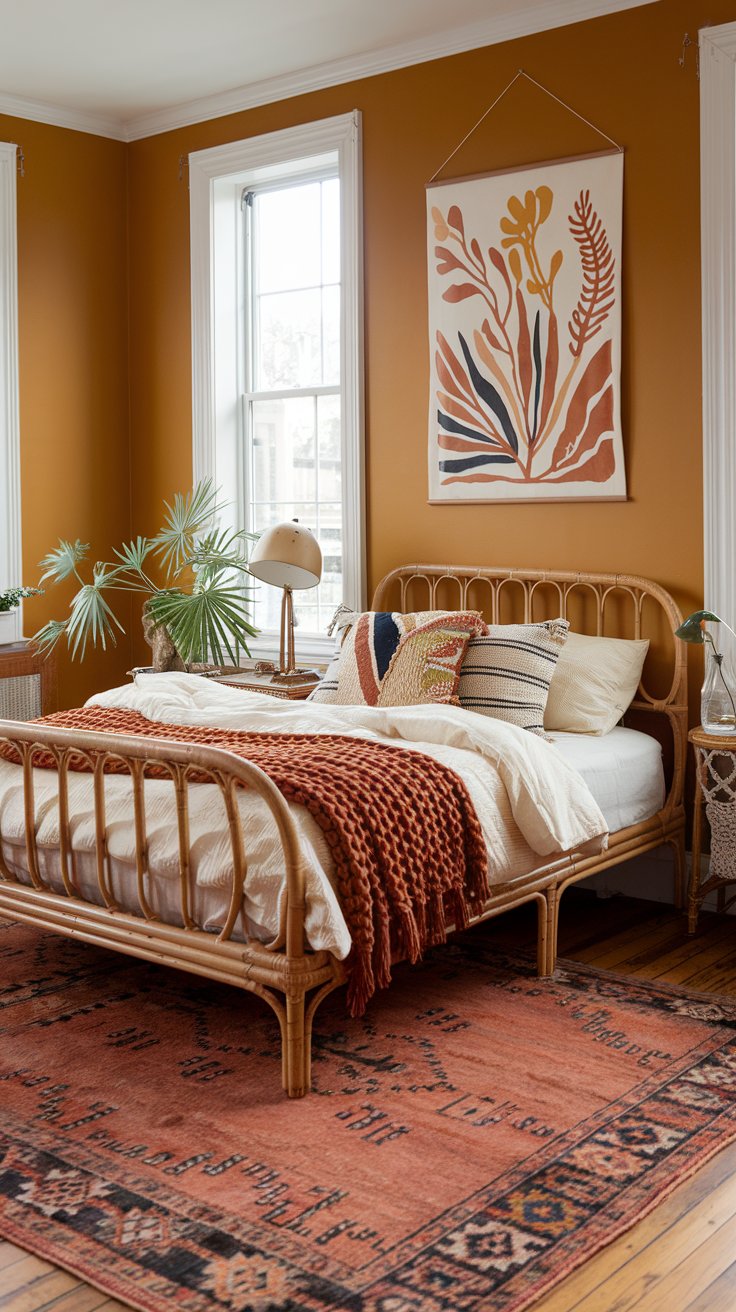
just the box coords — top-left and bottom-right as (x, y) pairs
(0, 676), (609, 961)
(549, 726), (665, 833)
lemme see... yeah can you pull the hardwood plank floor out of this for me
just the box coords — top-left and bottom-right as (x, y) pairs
(3, 890), (736, 1311)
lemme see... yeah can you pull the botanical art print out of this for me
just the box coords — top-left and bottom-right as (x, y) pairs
(427, 151), (625, 501)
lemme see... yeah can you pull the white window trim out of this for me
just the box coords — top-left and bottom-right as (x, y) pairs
(700, 24), (736, 649)
(0, 142), (21, 642)
(189, 111), (365, 663)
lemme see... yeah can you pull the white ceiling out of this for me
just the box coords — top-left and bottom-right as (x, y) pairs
(0, 0), (654, 141)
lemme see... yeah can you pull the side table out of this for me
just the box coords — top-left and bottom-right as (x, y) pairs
(127, 665), (321, 700)
(211, 671), (320, 700)
(687, 725), (736, 932)
(0, 642), (57, 720)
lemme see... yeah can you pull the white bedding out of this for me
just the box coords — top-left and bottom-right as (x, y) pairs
(549, 726), (665, 833)
(0, 673), (608, 960)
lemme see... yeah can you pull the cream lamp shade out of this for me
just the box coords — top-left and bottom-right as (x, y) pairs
(249, 521), (322, 590)
(248, 521), (322, 680)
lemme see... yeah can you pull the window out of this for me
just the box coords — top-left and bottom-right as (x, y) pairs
(189, 113), (364, 659)
(0, 141), (21, 640)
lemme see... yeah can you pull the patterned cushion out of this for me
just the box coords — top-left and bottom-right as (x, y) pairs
(309, 610), (488, 706)
(457, 620), (570, 735)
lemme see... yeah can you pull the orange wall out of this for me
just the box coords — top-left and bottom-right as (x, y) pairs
(15, 0), (736, 705)
(5, 116), (132, 707)
(126, 0), (720, 658)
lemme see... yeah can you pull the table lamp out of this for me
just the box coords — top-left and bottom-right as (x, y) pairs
(248, 520), (322, 683)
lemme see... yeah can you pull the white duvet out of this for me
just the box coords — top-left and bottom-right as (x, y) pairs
(0, 673), (607, 959)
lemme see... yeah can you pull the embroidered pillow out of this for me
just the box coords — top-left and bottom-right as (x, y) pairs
(310, 610), (488, 707)
(457, 620), (570, 735)
(544, 632), (649, 735)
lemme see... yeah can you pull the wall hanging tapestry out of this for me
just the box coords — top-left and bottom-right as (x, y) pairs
(2, 921), (736, 1312)
(427, 86), (625, 503)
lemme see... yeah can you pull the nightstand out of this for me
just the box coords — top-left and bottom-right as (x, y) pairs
(127, 665), (321, 701)
(687, 726), (736, 932)
(0, 642), (57, 720)
(210, 670), (320, 700)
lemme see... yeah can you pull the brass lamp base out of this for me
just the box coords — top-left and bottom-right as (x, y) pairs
(254, 586), (319, 684)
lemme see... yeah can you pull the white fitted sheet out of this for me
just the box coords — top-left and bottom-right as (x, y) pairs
(0, 675), (608, 961)
(548, 726), (665, 833)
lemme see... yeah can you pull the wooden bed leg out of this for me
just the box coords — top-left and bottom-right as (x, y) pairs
(284, 990), (309, 1099)
(541, 888), (559, 977)
(668, 831), (686, 911)
(535, 892), (549, 976)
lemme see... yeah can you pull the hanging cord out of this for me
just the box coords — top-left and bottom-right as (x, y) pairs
(679, 32), (700, 77)
(428, 68), (623, 184)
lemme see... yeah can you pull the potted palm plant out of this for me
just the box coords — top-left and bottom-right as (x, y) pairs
(34, 480), (257, 670)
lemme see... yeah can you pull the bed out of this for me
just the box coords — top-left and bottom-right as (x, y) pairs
(0, 565), (687, 1097)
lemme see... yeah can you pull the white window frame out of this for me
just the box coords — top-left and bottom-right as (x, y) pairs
(700, 24), (736, 651)
(189, 112), (364, 663)
(0, 142), (21, 641)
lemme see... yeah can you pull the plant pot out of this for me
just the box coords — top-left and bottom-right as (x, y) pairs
(0, 608), (20, 646)
(141, 604), (186, 673)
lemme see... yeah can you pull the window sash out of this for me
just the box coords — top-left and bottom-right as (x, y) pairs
(242, 171), (342, 640)
(189, 112), (364, 661)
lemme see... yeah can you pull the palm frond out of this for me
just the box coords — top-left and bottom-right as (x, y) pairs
(184, 527), (258, 589)
(151, 479), (222, 576)
(148, 581), (257, 665)
(186, 526), (255, 567)
(32, 619), (68, 656)
(66, 584), (125, 660)
(112, 536), (154, 575)
(38, 539), (89, 585)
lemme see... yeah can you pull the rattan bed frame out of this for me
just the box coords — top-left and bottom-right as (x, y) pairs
(0, 565), (687, 1098)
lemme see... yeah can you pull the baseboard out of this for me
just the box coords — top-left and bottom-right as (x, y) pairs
(581, 846), (730, 913)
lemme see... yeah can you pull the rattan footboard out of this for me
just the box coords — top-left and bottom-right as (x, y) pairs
(0, 720), (345, 1098)
(0, 566), (688, 1099)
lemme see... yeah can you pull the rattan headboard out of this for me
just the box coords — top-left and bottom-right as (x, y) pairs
(372, 564), (687, 813)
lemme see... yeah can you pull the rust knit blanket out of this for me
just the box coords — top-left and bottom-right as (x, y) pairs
(3, 706), (490, 1015)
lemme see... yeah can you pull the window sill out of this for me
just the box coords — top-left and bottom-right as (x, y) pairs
(245, 632), (334, 671)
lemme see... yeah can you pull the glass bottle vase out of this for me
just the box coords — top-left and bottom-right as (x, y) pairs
(701, 650), (736, 734)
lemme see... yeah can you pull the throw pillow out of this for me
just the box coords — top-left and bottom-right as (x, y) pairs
(457, 620), (570, 736)
(309, 609), (488, 706)
(543, 631), (649, 735)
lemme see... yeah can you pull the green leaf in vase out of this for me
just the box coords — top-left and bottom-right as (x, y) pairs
(675, 610), (722, 644)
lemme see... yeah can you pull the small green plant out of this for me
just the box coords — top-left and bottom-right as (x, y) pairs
(34, 480), (258, 666)
(0, 585), (42, 613)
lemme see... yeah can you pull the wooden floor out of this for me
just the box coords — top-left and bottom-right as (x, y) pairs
(4, 890), (736, 1311)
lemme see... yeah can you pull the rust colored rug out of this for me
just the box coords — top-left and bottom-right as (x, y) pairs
(1, 922), (736, 1312)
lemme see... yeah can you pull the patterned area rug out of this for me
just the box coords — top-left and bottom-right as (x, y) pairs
(1, 921), (736, 1312)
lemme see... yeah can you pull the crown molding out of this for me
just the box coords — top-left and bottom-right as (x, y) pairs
(0, 90), (126, 141)
(0, 0), (654, 143)
(123, 0), (654, 141)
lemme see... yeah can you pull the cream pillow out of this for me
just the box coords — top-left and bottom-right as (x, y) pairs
(544, 632), (649, 735)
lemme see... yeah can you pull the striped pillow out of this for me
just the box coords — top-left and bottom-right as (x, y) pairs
(458, 620), (570, 735)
